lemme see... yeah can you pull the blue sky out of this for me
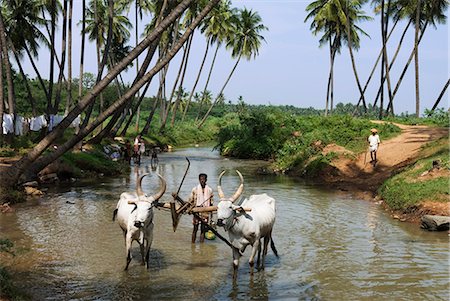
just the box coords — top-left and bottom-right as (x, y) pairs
(18, 0), (449, 114)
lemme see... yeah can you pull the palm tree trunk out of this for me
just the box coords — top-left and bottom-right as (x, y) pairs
(141, 93), (160, 135)
(65, 0), (73, 115)
(54, 0), (68, 114)
(160, 35), (190, 132)
(24, 46), (50, 101)
(12, 49), (37, 116)
(28, 2), (218, 177)
(48, 0), (57, 115)
(78, 0), (86, 104)
(0, 11), (15, 118)
(196, 43), (220, 121)
(429, 78), (450, 113)
(171, 34), (193, 126)
(182, 36), (211, 121)
(2, 0), (205, 188)
(345, 13), (367, 114)
(414, 0), (421, 117)
(198, 54), (242, 129)
(386, 22), (428, 114)
(0, 45), (4, 145)
(373, 19), (409, 109)
(325, 39), (332, 116)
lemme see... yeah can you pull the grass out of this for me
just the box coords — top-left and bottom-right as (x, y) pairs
(379, 137), (449, 210)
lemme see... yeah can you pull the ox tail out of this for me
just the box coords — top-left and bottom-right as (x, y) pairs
(271, 238), (279, 257)
(112, 208), (118, 222)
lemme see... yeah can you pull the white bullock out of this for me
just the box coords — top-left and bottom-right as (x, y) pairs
(113, 173), (166, 270)
(216, 170), (278, 275)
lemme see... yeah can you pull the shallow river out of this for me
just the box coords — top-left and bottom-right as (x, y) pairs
(0, 147), (448, 300)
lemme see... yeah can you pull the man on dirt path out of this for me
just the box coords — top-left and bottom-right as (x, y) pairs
(368, 128), (381, 166)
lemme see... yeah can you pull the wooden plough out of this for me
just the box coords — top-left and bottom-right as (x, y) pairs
(154, 158), (234, 248)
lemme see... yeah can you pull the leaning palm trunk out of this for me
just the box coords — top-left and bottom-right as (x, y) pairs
(196, 43), (219, 122)
(373, 19), (410, 109)
(140, 93), (160, 136)
(182, 36), (211, 121)
(429, 78), (450, 114)
(0, 0), (203, 189)
(27, 1), (219, 177)
(160, 35), (189, 132)
(386, 22), (428, 115)
(346, 21), (367, 114)
(11, 45), (37, 116)
(81, 0), (114, 130)
(171, 34), (193, 127)
(197, 54), (242, 129)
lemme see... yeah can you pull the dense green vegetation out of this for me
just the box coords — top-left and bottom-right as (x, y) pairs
(379, 137), (449, 210)
(215, 105), (403, 173)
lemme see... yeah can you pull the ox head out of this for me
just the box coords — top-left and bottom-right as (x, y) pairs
(129, 173), (166, 228)
(216, 170), (244, 228)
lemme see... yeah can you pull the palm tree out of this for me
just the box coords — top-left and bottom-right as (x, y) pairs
(195, 0), (233, 121)
(0, 10), (15, 119)
(198, 8), (267, 128)
(24, 0), (221, 181)
(341, 0), (372, 114)
(386, 0), (448, 114)
(1, 0), (206, 191)
(81, 0), (132, 128)
(305, 0), (342, 116)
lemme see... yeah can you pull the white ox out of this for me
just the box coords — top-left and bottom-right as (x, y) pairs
(216, 170), (278, 275)
(113, 173), (166, 270)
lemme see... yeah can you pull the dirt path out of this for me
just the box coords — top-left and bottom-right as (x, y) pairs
(322, 122), (448, 193)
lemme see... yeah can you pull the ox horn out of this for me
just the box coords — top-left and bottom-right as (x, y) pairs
(150, 173), (167, 201)
(136, 173), (149, 197)
(217, 170), (244, 203)
(230, 170), (244, 203)
(217, 170), (227, 199)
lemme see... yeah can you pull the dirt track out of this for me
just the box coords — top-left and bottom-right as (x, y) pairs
(320, 122), (449, 220)
(323, 122), (448, 192)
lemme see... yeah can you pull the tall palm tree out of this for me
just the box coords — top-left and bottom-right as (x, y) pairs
(195, 0), (233, 121)
(386, 0), (448, 114)
(24, 0), (221, 181)
(1, 0), (50, 108)
(198, 8), (267, 128)
(341, 0), (372, 114)
(0, 10), (15, 118)
(305, 0), (342, 116)
(81, 0), (132, 128)
(1, 0), (212, 191)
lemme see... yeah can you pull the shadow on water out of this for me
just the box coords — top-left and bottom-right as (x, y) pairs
(1, 147), (449, 300)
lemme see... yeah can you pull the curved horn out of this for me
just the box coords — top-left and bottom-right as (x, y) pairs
(230, 170), (244, 203)
(136, 173), (149, 197)
(217, 170), (227, 199)
(150, 173), (166, 201)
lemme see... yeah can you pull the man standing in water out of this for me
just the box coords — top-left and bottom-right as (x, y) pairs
(368, 128), (381, 166)
(190, 173), (213, 243)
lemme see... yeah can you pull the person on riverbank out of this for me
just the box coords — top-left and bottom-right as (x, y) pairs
(134, 135), (143, 164)
(123, 140), (132, 164)
(190, 173), (213, 243)
(368, 128), (381, 166)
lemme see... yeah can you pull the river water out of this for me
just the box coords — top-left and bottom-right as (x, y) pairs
(0, 147), (448, 301)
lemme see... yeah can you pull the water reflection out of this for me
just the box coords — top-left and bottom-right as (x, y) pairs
(0, 147), (448, 301)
